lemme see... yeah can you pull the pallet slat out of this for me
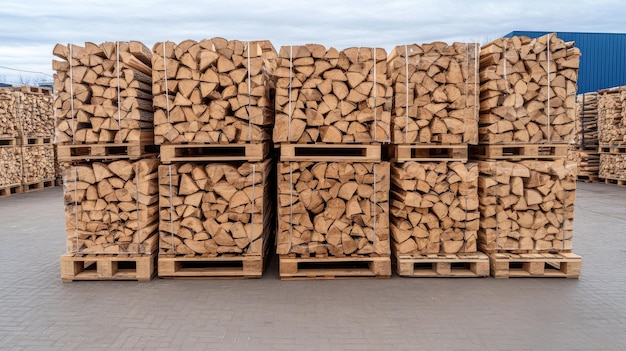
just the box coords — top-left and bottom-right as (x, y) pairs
(57, 130), (157, 161)
(60, 253), (157, 282)
(488, 252), (581, 278)
(470, 144), (569, 160)
(158, 255), (265, 278)
(160, 142), (270, 164)
(279, 143), (382, 162)
(279, 255), (391, 280)
(391, 144), (468, 162)
(394, 252), (489, 277)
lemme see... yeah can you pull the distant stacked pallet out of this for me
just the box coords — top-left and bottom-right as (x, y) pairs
(385, 41), (487, 277)
(274, 44), (391, 279)
(52, 41), (157, 159)
(0, 138), (23, 197)
(0, 86), (56, 194)
(569, 92), (599, 182)
(598, 86), (626, 185)
(474, 33), (581, 278)
(54, 41), (159, 282)
(153, 38), (277, 278)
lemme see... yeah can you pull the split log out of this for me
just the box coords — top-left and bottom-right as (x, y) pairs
(387, 42), (479, 144)
(158, 160), (273, 255)
(62, 159), (160, 254)
(597, 86), (626, 145)
(599, 153), (626, 180)
(52, 41), (154, 143)
(0, 89), (21, 137)
(152, 39), (276, 144)
(391, 161), (479, 255)
(479, 34), (580, 143)
(0, 146), (22, 186)
(575, 92), (598, 148)
(277, 161), (390, 256)
(21, 145), (55, 183)
(477, 159), (577, 252)
(273, 45), (392, 143)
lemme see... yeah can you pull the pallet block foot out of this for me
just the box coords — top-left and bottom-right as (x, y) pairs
(393, 252), (490, 277)
(279, 255), (391, 280)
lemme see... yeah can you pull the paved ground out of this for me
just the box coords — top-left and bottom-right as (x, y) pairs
(0, 182), (625, 350)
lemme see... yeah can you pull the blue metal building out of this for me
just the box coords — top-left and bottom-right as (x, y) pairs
(0, 82), (12, 88)
(505, 31), (626, 94)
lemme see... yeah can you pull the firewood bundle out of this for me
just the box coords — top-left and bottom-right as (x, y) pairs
(598, 87), (626, 145)
(21, 145), (55, 183)
(479, 34), (580, 143)
(0, 89), (21, 137)
(18, 91), (54, 137)
(391, 162), (479, 255)
(477, 159), (576, 252)
(152, 39), (275, 144)
(0, 146), (22, 186)
(62, 159), (159, 254)
(277, 161), (390, 256)
(599, 153), (626, 179)
(52, 41), (154, 143)
(575, 92), (598, 147)
(158, 160), (272, 255)
(273, 45), (392, 143)
(387, 42), (479, 144)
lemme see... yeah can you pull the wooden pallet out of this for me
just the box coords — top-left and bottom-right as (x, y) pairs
(390, 144), (468, 162)
(158, 254), (265, 279)
(279, 255), (391, 280)
(576, 174), (600, 183)
(57, 139), (158, 161)
(160, 142), (270, 164)
(0, 183), (23, 197)
(598, 145), (626, 154)
(603, 177), (626, 187)
(22, 178), (56, 192)
(488, 252), (581, 278)
(280, 143), (382, 162)
(0, 137), (19, 147)
(20, 136), (53, 145)
(19, 85), (52, 95)
(393, 252), (489, 277)
(469, 144), (569, 160)
(61, 252), (157, 282)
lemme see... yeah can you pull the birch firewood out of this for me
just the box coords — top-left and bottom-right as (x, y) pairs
(598, 87), (626, 145)
(0, 89), (21, 137)
(0, 146), (22, 186)
(21, 145), (55, 183)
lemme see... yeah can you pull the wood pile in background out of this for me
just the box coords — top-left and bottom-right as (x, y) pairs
(575, 92), (598, 148)
(477, 159), (576, 252)
(387, 42), (479, 144)
(0, 89), (22, 137)
(273, 45), (392, 143)
(599, 152), (626, 180)
(0, 145), (22, 187)
(479, 34), (580, 144)
(52, 41), (154, 143)
(390, 161), (479, 255)
(21, 145), (56, 184)
(158, 160), (273, 255)
(152, 39), (275, 144)
(598, 86), (626, 145)
(277, 161), (390, 256)
(62, 159), (159, 254)
(567, 148), (599, 181)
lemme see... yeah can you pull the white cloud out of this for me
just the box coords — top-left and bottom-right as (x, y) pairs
(0, 0), (625, 83)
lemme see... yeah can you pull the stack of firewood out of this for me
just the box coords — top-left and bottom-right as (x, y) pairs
(598, 86), (626, 181)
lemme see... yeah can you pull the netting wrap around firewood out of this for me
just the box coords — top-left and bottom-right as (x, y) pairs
(477, 159), (576, 252)
(391, 161), (479, 255)
(388, 42), (479, 144)
(277, 161), (390, 256)
(62, 159), (159, 254)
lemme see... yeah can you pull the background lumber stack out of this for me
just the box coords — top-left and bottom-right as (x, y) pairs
(154, 38), (277, 278)
(273, 45), (391, 143)
(152, 39), (275, 144)
(54, 41), (160, 282)
(387, 42), (479, 144)
(52, 41), (156, 155)
(0, 89), (21, 138)
(0, 142), (23, 197)
(569, 92), (599, 182)
(597, 86), (626, 184)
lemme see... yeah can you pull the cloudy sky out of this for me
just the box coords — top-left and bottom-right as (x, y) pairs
(1, 0), (625, 84)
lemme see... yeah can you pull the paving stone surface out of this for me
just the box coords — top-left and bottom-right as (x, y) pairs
(0, 182), (625, 350)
